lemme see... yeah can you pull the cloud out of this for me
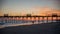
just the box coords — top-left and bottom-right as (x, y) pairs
(0, 6), (60, 16)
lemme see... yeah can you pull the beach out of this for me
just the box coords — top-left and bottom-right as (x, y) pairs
(0, 20), (60, 34)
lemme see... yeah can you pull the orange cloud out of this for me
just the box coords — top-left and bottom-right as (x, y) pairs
(0, 7), (60, 16)
(35, 7), (60, 16)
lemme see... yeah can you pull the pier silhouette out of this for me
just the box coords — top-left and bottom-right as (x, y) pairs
(0, 14), (60, 24)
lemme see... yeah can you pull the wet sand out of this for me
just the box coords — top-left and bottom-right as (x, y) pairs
(0, 21), (60, 34)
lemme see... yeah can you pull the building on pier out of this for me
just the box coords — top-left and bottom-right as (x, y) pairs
(26, 14), (31, 17)
(52, 13), (58, 17)
(4, 14), (8, 17)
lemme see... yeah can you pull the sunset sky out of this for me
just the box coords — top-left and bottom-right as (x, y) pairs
(0, 0), (60, 16)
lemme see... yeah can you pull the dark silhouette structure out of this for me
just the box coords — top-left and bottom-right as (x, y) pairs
(0, 13), (60, 23)
(52, 13), (58, 17)
(51, 13), (58, 22)
(26, 14), (31, 17)
(4, 14), (8, 17)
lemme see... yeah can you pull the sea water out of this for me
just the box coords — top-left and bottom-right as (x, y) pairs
(0, 19), (57, 25)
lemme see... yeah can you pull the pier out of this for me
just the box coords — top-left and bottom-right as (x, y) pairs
(0, 16), (60, 23)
